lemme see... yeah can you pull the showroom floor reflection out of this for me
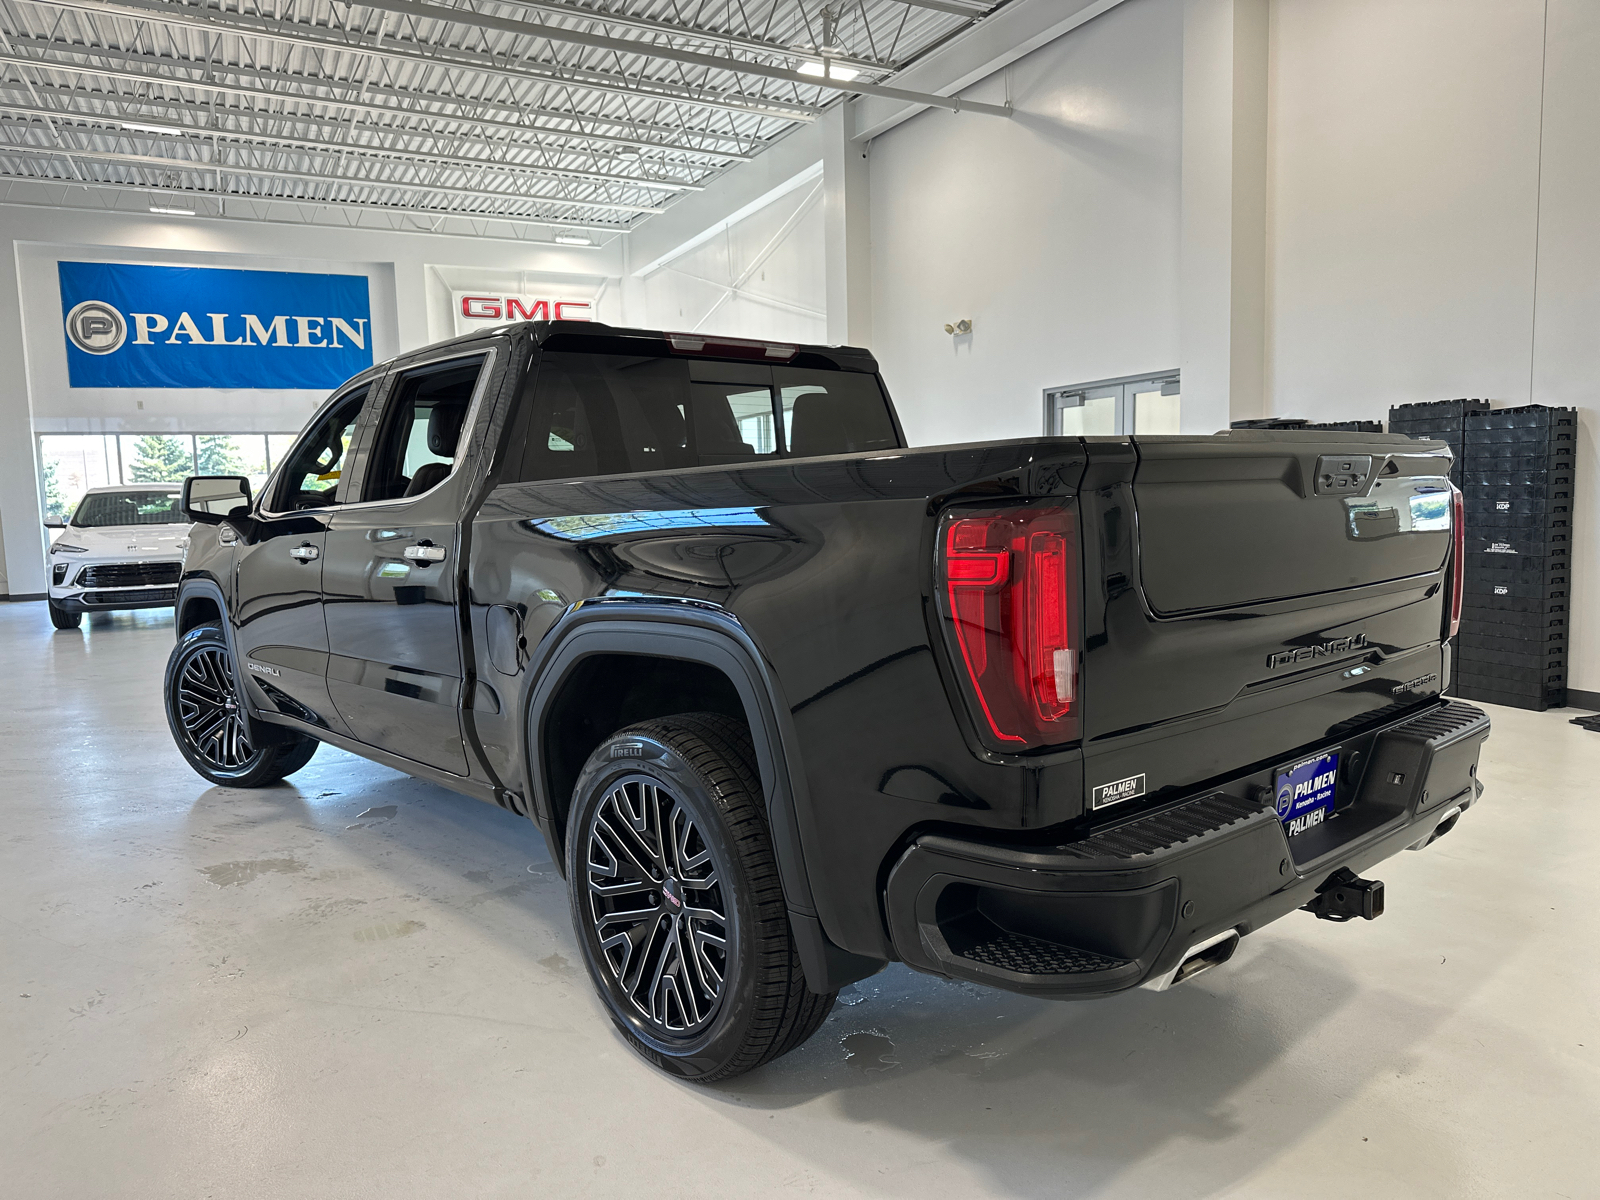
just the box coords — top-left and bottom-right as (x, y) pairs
(3, 602), (1596, 1199)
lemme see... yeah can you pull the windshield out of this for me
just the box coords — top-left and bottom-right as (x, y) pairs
(71, 490), (184, 528)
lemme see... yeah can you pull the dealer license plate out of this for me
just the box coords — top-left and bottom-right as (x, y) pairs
(1276, 751), (1339, 838)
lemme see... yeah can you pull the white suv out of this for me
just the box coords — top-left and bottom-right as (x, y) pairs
(46, 484), (189, 630)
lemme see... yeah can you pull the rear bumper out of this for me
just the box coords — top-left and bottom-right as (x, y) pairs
(883, 700), (1490, 999)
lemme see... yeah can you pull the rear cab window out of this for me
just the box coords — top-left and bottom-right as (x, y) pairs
(515, 351), (898, 484)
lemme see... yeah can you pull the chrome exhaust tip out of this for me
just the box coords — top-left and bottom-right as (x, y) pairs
(1143, 929), (1241, 992)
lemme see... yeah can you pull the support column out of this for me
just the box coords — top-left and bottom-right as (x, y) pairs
(821, 103), (872, 348)
(1180, 0), (1269, 432)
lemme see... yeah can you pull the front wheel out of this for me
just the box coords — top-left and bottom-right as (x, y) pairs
(47, 599), (81, 630)
(566, 713), (835, 1082)
(163, 622), (319, 787)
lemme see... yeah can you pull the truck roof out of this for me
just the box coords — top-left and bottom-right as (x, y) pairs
(378, 320), (881, 377)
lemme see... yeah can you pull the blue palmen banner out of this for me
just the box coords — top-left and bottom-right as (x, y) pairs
(58, 261), (373, 389)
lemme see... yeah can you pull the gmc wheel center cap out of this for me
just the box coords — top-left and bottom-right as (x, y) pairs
(662, 877), (682, 909)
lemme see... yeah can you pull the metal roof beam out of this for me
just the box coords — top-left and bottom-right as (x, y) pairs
(892, 0), (993, 16)
(404, 0), (896, 73)
(0, 138), (668, 212)
(30, 0), (824, 122)
(321, 0), (1014, 117)
(3, 32), (768, 152)
(0, 173), (633, 234)
(0, 106), (707, 190)
(0, 57), (761, 162)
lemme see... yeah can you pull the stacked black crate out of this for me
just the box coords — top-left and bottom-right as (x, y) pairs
(1387, 398), (1492, 486)
(1229, 418), (1384, 431)
(1452, 405), (1577, 711)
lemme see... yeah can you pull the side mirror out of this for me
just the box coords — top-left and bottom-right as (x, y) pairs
(183, 475), (252, 525)
(42, 517), (66, 529)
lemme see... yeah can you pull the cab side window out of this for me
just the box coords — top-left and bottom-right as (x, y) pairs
(273, 385), (369, 510)
(364, 355), (488, 501)
(517, 353), (780, 482)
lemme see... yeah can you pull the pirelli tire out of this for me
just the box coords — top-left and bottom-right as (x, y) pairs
(565, 712), (836, 1082)
(163, 622), (320, 788)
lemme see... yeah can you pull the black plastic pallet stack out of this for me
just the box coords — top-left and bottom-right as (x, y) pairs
(1386, 398), (1492, 485)
(1451, 404), (1577, 712)
(1230, 418), (1384, 432)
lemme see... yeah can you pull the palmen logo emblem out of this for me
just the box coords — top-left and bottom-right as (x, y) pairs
(65, 300), (127, 355)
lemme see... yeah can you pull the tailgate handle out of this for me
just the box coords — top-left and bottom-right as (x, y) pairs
(1314, 455), (1373, 495)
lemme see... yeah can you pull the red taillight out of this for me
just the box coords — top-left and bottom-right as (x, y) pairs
(940, 505), (1079, 750)
(1448, 482), (1465, 640)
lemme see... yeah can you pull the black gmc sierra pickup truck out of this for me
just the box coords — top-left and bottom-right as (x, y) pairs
(165, 320), (1490, 1081)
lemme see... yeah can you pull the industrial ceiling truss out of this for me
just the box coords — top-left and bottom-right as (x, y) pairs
(0, 0), (1008, 240)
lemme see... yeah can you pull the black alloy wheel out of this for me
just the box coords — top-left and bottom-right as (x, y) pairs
(163, 622), (319, 787)
(565, 713), (836, 1082)
(585, 776), (731, 1035)
(176, 642), (255, 771)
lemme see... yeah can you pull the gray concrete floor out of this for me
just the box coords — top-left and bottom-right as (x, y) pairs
(2, 601), (1596, 1199)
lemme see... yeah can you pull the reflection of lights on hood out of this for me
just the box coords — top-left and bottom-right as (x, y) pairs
(528, 508), (768, 541)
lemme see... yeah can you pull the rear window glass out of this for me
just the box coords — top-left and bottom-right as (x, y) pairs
(72, 490), (182, 527)
(516, 352), (897, 483)
(774, 367), (900, 458)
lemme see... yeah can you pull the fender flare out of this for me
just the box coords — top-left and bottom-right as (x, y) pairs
(173, 576), (298, 748)
(522, 600), (883, 992)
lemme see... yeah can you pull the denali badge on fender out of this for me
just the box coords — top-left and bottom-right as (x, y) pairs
(245, 661), (280, 678)
(1091, 774), (1146, 809)
(1267, 634), (1368, 671)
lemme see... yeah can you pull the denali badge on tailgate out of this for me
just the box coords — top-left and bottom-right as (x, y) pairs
(1091, 774), (1146, 810)
(1267, 634), (1367, 671)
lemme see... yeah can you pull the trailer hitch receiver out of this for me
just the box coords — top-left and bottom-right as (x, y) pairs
(1303, 867), (1384, 922)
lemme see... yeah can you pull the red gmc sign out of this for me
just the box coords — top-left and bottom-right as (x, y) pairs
(459, 296), (592, 321)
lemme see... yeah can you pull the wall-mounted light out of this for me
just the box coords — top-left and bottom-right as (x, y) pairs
(944, 319), (972, 335)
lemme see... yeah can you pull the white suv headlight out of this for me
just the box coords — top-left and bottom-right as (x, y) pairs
(51, 542), (89, 554)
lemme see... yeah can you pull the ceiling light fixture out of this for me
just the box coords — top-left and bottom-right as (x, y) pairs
(149, 205), (196, 216)
(554, 233), (594, 246)
(798, 61), (860, 82)
(121, 121), (171, 134)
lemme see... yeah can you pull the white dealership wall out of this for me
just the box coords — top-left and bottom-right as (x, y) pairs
(868, 0), (1184, 446)
(0, 205), (620, 596)
(1264, 0), (1600, 698)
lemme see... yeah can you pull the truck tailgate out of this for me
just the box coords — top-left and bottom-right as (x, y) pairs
(1078, 431), (1456, 812)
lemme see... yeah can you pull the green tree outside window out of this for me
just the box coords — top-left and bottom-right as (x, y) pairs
(196, 436), (247, 476)
(41, 456), (70, 521)
(127, 436), (193, 483)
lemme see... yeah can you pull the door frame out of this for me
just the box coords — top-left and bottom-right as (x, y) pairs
(1044, 370), (1180, 436)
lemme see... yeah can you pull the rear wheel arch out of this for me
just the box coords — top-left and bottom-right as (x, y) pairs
(523, 606), (886, 994)
(523, 610), (816, 915)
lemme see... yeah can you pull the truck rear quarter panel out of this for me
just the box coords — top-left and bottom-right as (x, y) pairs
(470, 442), (1090, 958)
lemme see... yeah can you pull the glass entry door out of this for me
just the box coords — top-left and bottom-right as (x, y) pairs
(1045, 373), (1180, 436)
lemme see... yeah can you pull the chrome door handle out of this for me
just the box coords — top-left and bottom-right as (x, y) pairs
(289, 543), (320, 562)
(403, 543), (447, 563)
